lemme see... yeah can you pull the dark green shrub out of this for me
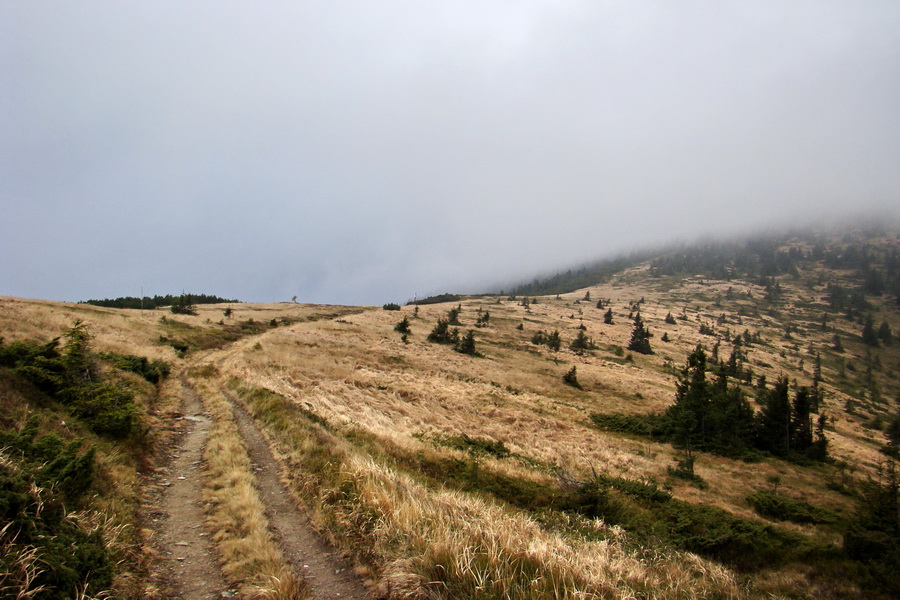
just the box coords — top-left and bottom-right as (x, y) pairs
(747, 490), (838, 525)
(590, 412), (667, 437)
(382, 303), (401, 311)
(0, 461), (112, 599)
(394, 317), (411, 334)
(444, 434), (511, 458)
(99, 352), (170, 384)
(427, 319), (459, 345)
(661, 501), (805, 569)
(61, 383), (141, 439)
(0, 421), (97, 503)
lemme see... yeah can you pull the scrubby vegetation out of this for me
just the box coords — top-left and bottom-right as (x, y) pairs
(0, 321), (163, 598)
(1, 321), (145, 439)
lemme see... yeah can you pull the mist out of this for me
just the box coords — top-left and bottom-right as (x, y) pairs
(2, 2), (899, 304)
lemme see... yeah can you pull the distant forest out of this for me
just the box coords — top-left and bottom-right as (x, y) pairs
(648, 229), (900, 304)
(495, 227), (900, 304)
(496, 252), (654, 297)
(81, 293), (239, 310)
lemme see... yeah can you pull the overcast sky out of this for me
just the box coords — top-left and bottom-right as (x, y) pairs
(2, 1), (899, 305)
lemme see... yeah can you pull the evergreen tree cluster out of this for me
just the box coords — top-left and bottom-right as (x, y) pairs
(82, 292), (238, 310)
(426, 319), (458, 345)
(169, 293), (198, 315)
(665, 346), (828, 460)
(531, 330), (562, 351)
(862, 313), (894, 347)
(843, 460), (900, 596)
(426, 319), (481, 356)
(407, 293), (461, 306)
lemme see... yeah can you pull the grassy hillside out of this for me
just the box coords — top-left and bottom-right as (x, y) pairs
(1, 226), (898, 599)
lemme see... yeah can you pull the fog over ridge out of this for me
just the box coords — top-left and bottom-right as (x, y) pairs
(2, 2), (899, 304)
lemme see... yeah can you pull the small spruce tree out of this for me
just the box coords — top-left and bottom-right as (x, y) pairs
(394, 317), (411, 334)
(862, 314), (879, 346)
(455, 330), (479, 356)
(833, 334), (844, 352)
(427, 319), (454, 344)
(563, 366), (581, 389)
(547, 330), (562, 352)
(878, 321), (894, 346)
(569, 330), (595, 355)
(627, 315), (653, 355)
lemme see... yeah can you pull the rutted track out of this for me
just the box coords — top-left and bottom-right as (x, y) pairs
(221, 389), (373, 600)
(149, 378), (232, 599)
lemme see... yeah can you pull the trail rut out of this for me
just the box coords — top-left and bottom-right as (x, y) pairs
(148, 379), (232, 599)
(223, 390), (373, 600)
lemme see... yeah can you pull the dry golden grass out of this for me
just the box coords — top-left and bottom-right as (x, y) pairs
(186, 255), (898, 597)
(212, 291), (865, 523)
(225, 379), (745, 600)
(3, 235), (898, 598)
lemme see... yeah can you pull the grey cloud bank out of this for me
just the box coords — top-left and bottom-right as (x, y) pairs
(2, 1), (899, 305)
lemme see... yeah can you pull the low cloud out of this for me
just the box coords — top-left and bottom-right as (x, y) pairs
(2, 1), (899, 303)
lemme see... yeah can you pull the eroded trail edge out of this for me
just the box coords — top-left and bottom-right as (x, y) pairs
(147, 378), (232, 600)
(223, 389), (373, 600)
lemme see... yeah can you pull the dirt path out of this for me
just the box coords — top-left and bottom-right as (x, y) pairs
(223, 390), (374, 600)
(146, 378), (233, 600)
